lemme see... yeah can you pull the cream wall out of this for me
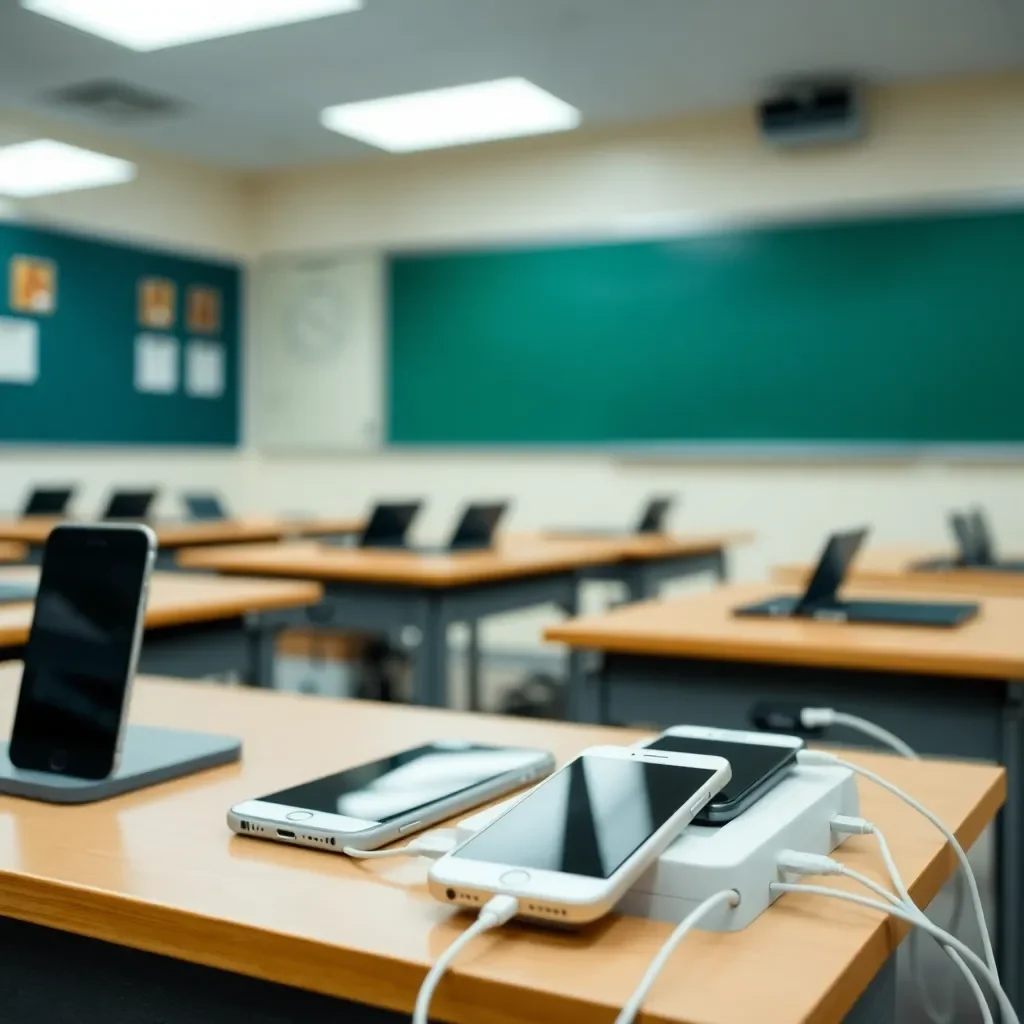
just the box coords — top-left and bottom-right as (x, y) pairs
(4, 77), (1024, 636)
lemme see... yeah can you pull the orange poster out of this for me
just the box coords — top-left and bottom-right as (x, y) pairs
(187, 285), (221, 334)
(10, 256), (57, 315)
(139, 278), (177, 329)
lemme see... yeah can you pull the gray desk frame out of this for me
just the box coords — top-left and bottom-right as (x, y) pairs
(570, 651), (1022, 1010)
(579, 548), (728, 602)
(0, 608), (305, 688)
(0, 910), (895, 1024)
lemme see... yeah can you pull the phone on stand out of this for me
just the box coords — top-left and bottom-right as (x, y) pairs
(429, 745), (731, 924)
(643, 725), (803, 823)
(9, 524), (156, 779)
(229, 742), (556, 852)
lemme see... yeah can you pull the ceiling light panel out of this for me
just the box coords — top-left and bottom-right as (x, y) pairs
(21, 0), (363, 51)
(320, 78), (582, 153)
(0, 140), (135, 197)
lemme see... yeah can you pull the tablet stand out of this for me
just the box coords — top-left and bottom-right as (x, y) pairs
(0, 725), (242, 804)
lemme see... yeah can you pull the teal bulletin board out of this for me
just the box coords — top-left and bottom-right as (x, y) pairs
(389, 205), (1024, 448)
(0, 220), (241, 445)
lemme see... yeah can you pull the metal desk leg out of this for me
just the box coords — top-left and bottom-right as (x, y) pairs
(245, 616), (278, 689)
(998, 682), (1024, 1010)
(412, 599), (447, 708)
(467, 620), (482, 712)
(624, 565), (653, 604)
(844, 956), (895, 1023)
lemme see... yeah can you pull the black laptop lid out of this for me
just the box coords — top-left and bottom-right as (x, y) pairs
(636, 497), (675, 534)
(795, 528), (869, 613)
(185, 493), (227, 521)
(359, 502), (422, 547)
(969, 509), (997, 565)
(23, 487), (74, 517)
(449, 502), (509, 549)
(103, 489), (157, 520)
(951, 512), (982, 566)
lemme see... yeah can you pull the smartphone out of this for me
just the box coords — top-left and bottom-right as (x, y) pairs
(429, 745), (731, 925)
(643, 725), (803, 824)
(10, 524), (156, 779)
(228, 742), (556, 852)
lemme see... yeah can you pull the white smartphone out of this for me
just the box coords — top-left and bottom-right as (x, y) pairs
(228, 741), (555, 852)
(643, 725), (803, 824)
(10, 523), (156, 779)
(429, 745), (731, 925)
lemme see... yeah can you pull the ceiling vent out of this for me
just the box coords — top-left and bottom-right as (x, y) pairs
(45, 80), (183, 121)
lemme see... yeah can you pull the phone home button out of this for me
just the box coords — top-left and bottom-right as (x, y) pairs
(499, 869), (531, 887)
(49, 751), (67, 773)
(286, 811), (313, 822)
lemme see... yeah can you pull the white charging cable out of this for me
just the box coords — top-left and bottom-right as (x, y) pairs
(778, 847), (992, 1024)
(413, 894), (519, 1024)
(798, 708), (968, 1024)
(613, 889), (739, 1024)
(798, 748), (997, 988)
(342, 831), (458, 861)
(770, 883), (1017, 1024)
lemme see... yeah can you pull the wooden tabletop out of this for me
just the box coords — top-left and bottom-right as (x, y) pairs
(0, 517), (364, 548)
(529, 530), (755, 562)
(775, 543), (1024, 598)
(0, 542), (25, 564)
(0, 568), (322, 648)
(545, 581), (1024, 681)
(0, 665), (1001, 1024)
(177, 536), (630, 587)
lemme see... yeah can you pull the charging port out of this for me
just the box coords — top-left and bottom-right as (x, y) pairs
(277, 829), (296, 839)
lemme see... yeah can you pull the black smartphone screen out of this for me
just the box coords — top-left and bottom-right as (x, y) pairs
(10, 526), (153, 779)
(645, 734), (799, 813)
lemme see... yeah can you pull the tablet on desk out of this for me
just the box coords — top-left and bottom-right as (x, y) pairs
(410, 502), (508, 555)
(736, 528), (979, 628)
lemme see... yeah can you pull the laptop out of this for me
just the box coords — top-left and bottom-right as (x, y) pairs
(22, 487), (74, 518)
(184, 493), (228, 521)
(102, 489), (158, 521)
(735, 528), (979, 628)
(552, 496), (676, 538)
(411, 502), (509, 555)
(954, 509), (1024, 572)
(356, 502), (423, 549)
(0, 581), (37, 605)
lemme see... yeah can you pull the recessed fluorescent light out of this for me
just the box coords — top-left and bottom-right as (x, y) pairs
(20, 0), (363, 51)
(320, 77), (582, 153)
(0, 140), (135, 198)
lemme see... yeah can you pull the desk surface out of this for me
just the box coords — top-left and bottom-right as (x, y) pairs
(0, 542), (24, 564)
(529, 530), (754, 562)
(546, 581), (1024, 681)
(0, 568), (322, 647)
(177, 536), (632, 587)
(775, 544), (1024, 597)
(0, 665), (1001, 1024)
(0, 517), (364, 548)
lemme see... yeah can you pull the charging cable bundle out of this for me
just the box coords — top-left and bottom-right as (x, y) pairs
(411, 715), (1012, 1024)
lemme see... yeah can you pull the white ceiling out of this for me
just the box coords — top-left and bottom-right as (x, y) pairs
(0, 0), (1023, 170)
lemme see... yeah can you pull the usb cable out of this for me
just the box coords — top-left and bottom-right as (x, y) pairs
(342, 831), (458, 861)
(413, 895), (520, 1024)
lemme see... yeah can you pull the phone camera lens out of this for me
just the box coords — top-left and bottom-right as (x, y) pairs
(446, 888), (456, 901)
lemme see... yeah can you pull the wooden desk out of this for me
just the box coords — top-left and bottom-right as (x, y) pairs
(0, 567), (322, 685)
(0, 541), (25, 564)
(775, 543), (1024, 597)
(0, 666), (1003, 1024)
(536, 530), (754, 600)
(545, 582), (1024, 1003)
(0, 517), (364, 567)
(179, 538), (628, 711)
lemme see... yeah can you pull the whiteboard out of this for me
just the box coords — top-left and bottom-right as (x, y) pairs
(250, 253), (383, 452)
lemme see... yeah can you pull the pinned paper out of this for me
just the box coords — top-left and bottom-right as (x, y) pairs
(0, 316), (38, 384)
(186, 339), (225, 398)
(134, 334), (179, 394)
(138, 278), (177, 329)
(10, 256), (56, 315)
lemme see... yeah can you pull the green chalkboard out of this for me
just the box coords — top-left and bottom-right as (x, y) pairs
(0, 221), (241, 445)
(388, 206), (1024, 447)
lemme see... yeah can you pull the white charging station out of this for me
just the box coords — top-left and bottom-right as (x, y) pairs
(456, 764), (859, 932)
